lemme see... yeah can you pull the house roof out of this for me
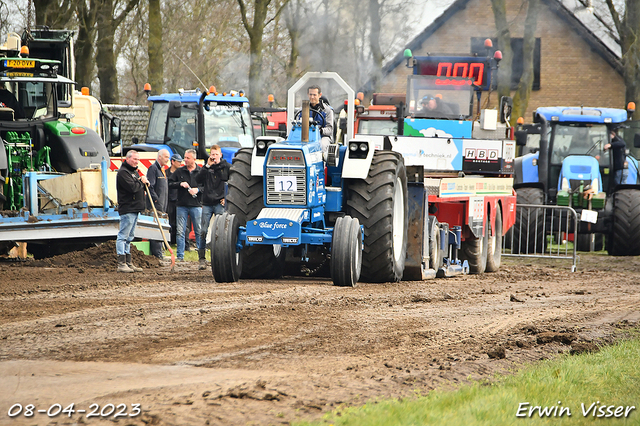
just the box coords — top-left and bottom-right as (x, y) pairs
(375, 0), (622, 89)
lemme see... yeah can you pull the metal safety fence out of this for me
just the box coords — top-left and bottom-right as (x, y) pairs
(502, 204), (578, 272)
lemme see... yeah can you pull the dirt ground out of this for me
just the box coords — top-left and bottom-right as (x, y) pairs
(1, 244), (639, 426)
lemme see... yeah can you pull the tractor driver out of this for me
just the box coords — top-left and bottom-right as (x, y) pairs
(308, 85), (334, 158)
(0, 86), (25, 119)
(416, 94), (450, 118)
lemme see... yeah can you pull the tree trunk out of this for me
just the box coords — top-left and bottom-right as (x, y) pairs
(512, 0), (539, 120)
(96, 0), (119, 103)
(623, 1), (640, 118)
(489, 0), (513, 102)
(368, 0), (384, 94)
(148, 0), (164, 95)
(75, 0), (97, 89)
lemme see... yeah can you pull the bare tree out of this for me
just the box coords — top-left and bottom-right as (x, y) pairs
(511, 0), (538, 119)
(95, 0), (139, 103)
(489, 0), (539, 121)
(237, 0), (290, 104)
(489, 0), (514, 102)
(147, 0), (162, 95)
(605, 0), (640, 117)
(33, 0), (75, 28)
(75, 0), (97, 89)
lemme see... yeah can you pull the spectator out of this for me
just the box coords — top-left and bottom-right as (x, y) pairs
(604, 127), (628, 185)
(116, 150), (149, 273)
(147, 149), (170, 262)
(196, 145), (231, 270)
(166, 153), (183, 245)
(168, 149), (203, 263)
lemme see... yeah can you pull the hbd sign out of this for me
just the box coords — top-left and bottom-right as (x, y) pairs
(464, 148), (499, 162)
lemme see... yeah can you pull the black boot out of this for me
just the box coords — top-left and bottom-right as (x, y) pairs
(117, 254), (133, 273)
(198, 249), (207, 270)
(126, 253), (143, 272)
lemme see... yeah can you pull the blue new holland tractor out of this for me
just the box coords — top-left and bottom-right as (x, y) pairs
(514, 105), (640, 255)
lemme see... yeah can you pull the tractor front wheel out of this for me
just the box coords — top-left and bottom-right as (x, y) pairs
(330, 216), (362, 287)
(211, 213), (242, 283)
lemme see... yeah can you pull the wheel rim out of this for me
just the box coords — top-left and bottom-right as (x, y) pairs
(487, 214), (495, 255)
(392, 177), (405, 264)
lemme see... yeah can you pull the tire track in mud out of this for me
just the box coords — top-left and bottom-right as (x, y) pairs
(1, 256), (640, 425)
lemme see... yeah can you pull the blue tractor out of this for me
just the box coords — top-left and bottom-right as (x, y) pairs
(210, 73), (409, 286)
(514, 105), (640, 254)
(128, 89), (255, 160)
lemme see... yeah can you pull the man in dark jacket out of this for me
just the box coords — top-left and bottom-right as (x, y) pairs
(166, 153), (183, 245)
(116, 150), (149, 272)
(195, 144), (231, 270)
(605, 127), (628, 185)
(168, 149), (203, 262)
(147, 149), (170, 260)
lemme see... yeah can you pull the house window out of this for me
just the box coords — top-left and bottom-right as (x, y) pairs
(471, 37), (541, 90)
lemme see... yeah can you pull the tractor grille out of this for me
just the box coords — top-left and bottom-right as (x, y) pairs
(266, 167), (307, 205)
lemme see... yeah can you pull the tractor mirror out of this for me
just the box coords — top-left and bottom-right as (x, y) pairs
(168, 101), (182, 118)
(634, 133), (640, 148)
(515, 130), (527, 146)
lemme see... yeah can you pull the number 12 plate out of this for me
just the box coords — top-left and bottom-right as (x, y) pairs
(274, 176), (297, 192)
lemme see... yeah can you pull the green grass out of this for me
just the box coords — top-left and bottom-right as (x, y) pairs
(162, 244), (210, 261)
(297, 337), (640, 426)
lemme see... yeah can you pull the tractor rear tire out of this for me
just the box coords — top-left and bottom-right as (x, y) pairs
(330, 216), (362, 287)
(226, 148), (284, 278)
(211, 213), (242, 283)
(511, 187), (546, 254)
(345, 151), (408, 283)
(485, 204), (503, 272)
(608, 189), (640, 256)
(576, 233), (604, 252)
(460, 211), (489, 274)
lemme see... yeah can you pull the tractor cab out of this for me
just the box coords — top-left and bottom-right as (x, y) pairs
(138, 90), (254, 160)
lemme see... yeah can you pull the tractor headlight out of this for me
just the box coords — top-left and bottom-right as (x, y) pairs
(359, 142), (368, 152)
(257, 140), (266, 150)
(349, 142), (358, 151)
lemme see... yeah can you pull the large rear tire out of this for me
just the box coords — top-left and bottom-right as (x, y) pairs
(576, 233), (604, 252)
(460, 211), (489, 274)
(511, 187), (546, 254)
(211, 213), (242, 282)
(225, 148), (284, 278)
(608, 189), (640, 256)
(345, 151), (408, 282)
(485, 204), (503, 272)
(330, 216), (362, 287)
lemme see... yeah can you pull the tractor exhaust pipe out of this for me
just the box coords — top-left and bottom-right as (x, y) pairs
(302, 100), (310, 142)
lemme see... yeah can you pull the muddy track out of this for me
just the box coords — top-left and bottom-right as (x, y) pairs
(0, 247), (639, 426)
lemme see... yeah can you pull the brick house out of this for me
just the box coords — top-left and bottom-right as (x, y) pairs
(376, 0), (624, 122)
